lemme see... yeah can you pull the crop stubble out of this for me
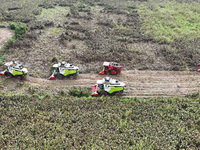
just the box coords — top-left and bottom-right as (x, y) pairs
(26, 71), (200, 98)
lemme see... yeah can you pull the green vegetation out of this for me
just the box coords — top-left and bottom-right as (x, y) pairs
(0, 38), (15, 63)
(0, 24), (6, 28)
(0, 54), (5, 63)
(37, 6), (69, 24)
(138, 1), (200, 43)
(9, 22), (27, 39)
(0, 92), (199, 149)
(0, 22), (26, 63)
(69, 86), (92, 97)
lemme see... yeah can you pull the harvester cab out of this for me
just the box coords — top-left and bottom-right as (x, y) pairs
(91, 77), (126, 97)
(49, 61), (79, 80)
(98, 62), (121, 75)
(0, 61), (28, 80)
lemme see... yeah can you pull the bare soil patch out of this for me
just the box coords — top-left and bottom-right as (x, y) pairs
(0, 28), (13, 50)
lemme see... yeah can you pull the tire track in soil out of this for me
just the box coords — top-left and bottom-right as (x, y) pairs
(26, 71), (200, 98)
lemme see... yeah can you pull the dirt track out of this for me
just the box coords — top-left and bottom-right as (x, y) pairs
(26, 70), (200, 98)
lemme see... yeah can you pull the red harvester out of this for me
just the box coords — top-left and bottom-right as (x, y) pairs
(98, 62), (122, 75)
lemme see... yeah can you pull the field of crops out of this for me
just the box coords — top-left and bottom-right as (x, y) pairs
(0, 0), (200, 149)
(0, 92), (200, 149)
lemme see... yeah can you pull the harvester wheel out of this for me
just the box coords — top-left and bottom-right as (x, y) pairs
(4, 71), (8, 76)
(7, 72), (13, 78)
(102, 91), (107, 96)
(57, 74), (63, 79)
(69, 75), (73, 80)
(116, 92), (121, 97)
(17, 76), (22, 80)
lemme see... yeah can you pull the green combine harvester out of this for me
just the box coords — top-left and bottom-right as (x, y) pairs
(91, 77), (126, 97)
(48, 62), (79, 80)
(0, 61), (28, 80)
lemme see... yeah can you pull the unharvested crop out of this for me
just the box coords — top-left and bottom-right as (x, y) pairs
(0, 92), (199, 149)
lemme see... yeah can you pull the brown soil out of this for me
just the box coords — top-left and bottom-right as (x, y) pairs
(26, 70), (200, 98)
(0, 28), (13, 50)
